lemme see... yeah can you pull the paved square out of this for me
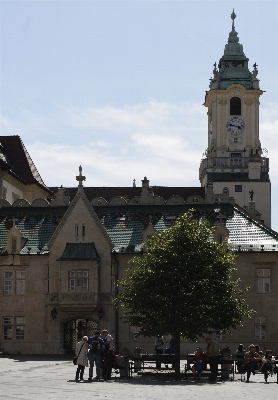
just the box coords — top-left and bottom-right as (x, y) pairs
(0, 356), (277, 400)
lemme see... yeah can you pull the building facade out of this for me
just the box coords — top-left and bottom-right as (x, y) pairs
(0, 12), (278, 355)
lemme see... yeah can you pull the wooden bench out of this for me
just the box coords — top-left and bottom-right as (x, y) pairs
(129, 353), (278, 383)
(130, 354), (179, 375)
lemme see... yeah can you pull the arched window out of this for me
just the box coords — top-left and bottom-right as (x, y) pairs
(230, 97), (241, 115)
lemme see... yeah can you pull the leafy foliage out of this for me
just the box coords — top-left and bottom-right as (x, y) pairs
(114, 210), (254, 342)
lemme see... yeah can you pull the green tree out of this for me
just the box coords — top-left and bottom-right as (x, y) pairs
(114, 210), (254, 374)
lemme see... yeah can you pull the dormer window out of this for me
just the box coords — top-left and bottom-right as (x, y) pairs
(12, 238), (17, 253)
(230, 97), (241, 115)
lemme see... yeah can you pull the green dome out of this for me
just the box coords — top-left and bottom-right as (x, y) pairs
(215, 10), (254, 90)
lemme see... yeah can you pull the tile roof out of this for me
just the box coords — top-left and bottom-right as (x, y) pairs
(0, 207), (67, 255)
(227, 207), (278, 251)
(0, 203), (277, 255)
(0, 135), (50, 191)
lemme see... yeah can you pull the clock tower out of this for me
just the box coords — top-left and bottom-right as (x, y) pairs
(199, 11), (271, 227)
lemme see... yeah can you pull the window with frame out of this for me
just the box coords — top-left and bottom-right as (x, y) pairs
(218, 235), (224, 244)
(3, 317), (13, 339)
(235, 185), (242, 192)
(82, 224), (86, 238)
(257, 269), (270, 293)
(3, 271), (25, 295)
(215, 331), (226, 340)
(255, 317), (266, 340)
(3, 317), (25, 340)
(230, 97), (241, 115)
(15, 317), (25, 339)
(4, 272), (13, 295)
(12, 237), (17, 253)
(69, 270), (88, 292)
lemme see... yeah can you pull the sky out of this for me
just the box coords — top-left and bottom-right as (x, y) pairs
(0, 1), (278, 229)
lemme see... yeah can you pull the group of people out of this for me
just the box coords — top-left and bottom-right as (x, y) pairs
(76, 333), (277, 383)
(154, 336), (219, 381)
(193, 341), (277, 383)
(74, 329), (114, 382)
(236, 343), (277, 382)
(190, 340), (277, 383)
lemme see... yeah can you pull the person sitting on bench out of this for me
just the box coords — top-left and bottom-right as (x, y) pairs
(243, 344), (262, 383)
(191, 347), (207, 380)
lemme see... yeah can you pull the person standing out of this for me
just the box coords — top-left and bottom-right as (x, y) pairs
(75, 336), (88, 382)
(155, 335), (164, 354)
(87, 331), (105, 381)
(235, 344), (246, 373)
(155, 335), (164, 369)
(205, 337), (220, 381)
(101, 329), (114, 380)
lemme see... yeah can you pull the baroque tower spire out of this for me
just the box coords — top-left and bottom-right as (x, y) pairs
(200, 11), (271, 227)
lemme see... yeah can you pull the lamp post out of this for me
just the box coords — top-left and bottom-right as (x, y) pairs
(97, 307), (104, 320)
(51, 307), (57, 320)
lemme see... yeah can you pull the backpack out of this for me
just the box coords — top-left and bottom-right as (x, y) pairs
(91, 337), (100, 352)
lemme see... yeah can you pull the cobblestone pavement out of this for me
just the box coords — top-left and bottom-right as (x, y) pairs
(0, 356), (277, 400)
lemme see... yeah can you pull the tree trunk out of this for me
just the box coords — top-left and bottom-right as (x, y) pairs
(174, 332), (181, 375)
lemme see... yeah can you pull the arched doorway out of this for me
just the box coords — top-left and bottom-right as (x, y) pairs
(64, 319), (98, 352)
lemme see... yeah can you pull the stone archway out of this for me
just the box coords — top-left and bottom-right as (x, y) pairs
(64, 319), (98, 352)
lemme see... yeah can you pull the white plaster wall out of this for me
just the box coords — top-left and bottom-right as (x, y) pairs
(2, 179), (23, 204)
(213, 181), (271, 227)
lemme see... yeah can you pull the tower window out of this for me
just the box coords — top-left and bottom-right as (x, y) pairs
(235, 185), (242, 192)
(230, 97), (241, 115)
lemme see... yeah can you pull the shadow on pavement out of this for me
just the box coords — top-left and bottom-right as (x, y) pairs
(1, 354), (72, 362)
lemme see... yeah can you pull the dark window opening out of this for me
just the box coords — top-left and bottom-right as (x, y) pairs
(235, 185), (242, 192)
(230, 97), (241, 115)
(231, 153), (241, 158)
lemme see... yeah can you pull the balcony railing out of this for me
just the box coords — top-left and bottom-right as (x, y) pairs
(199, 157), (269, 178)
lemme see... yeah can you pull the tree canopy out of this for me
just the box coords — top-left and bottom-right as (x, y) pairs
(114, 210), (253, 366)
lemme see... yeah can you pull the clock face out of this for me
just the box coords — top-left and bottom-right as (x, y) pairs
(226, 117), (245, 136)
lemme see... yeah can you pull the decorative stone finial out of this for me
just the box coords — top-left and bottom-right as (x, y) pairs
(76, 165), (86, 188)
(231, 9), (236, 31)
(133, 179), (136, 187)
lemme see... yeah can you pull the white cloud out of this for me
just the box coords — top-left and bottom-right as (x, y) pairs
(23, 100), (207, 188)
(2, 99), (278, 229)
